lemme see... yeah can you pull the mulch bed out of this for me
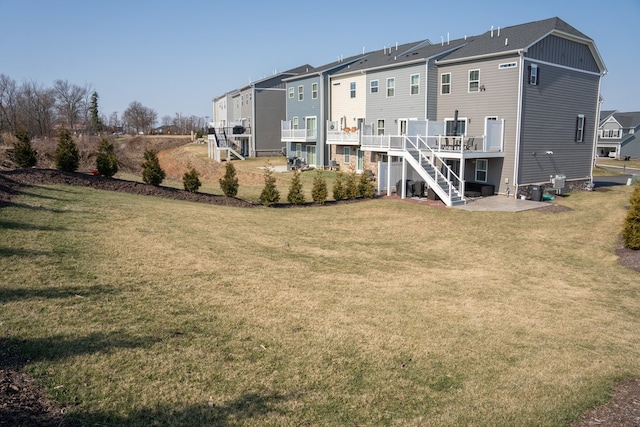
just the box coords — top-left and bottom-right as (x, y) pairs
(1, 167), (639, 425)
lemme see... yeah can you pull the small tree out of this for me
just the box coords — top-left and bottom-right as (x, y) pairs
(311, 171), (328, 205)
(219, 162), (239, 197)
(54, 129), (79, 172)
(141, 148), (165, 186)
(345, 171), (358, 199)
(95, 138), (118, 177)
(183, 167), (201, 193)
(332, 171), (346, 201)
(287, 169), (305, 205)
(358, 171), (376, 199)
(259, 164), (280, 206)
(622, 183), (640, 250)
(13, 129), (37, 168)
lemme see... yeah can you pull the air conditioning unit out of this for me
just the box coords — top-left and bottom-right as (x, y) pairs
(551, 174), (566, 190)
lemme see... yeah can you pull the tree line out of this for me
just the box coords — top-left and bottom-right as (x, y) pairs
(0, 74), (205, 138)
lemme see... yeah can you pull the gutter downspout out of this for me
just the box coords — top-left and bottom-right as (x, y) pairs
(513, 50), (525, 197)
(591, 75), (605, 183)
(319, 75), (325, 168)
(251, 86), (256, 157)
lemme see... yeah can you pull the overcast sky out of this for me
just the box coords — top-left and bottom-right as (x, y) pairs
(1, 0), (638, 121)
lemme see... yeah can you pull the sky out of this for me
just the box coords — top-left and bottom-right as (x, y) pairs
(1, 0), (638, 123)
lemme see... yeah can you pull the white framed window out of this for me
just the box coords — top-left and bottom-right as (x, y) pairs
(350, 82), (356, 98)
(292, 117), (299, 129)
(475, 159), (488, 182)
(288, 87), (294, 98)
(386, 77), (395, 97)
(295, 143), (302, 158)
(576, 114), (585, 142)
(445, 118), (466, 136)
(344, 147), (350, 163)
(529, 64), (539, 85)
(499, 62), (517, 69)
(441, 73), (451, 94)
(410, 74), (420, 95)
(377, 119), (385, 135)
(468, 69), (480, 92)
(311, 82), (318, 99)
(370, 80), (379, 93)
(298, 85), (304, 101)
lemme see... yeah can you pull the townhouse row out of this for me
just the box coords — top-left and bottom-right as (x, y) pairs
(209, 17), (607, 205)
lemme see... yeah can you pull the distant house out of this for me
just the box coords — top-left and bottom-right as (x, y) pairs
(209, 65), (312, 161)
(597, 111), (640, 159)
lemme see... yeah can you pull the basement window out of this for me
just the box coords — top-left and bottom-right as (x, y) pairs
(475, 159), (488, 182)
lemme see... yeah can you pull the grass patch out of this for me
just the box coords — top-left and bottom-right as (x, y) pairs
(1, 181), (639, 425)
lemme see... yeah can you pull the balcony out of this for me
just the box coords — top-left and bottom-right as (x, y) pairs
(326, 121), (361, 145)
(281, 121), (317, 142)
(598, 129), (622, 139)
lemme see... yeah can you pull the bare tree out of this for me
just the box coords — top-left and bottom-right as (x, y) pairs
(0, 74), (20, 133)
(53, 79), (90, 131)
(123, 101), (157, 134)
(18, 81), (56, 138)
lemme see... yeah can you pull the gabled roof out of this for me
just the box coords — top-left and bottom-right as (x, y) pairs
(611, 112), (640, 129)
(599, 110), (617, 125)
(437, 17), (606, 73)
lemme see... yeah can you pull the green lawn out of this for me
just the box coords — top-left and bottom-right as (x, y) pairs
(1, 180), (639, 426)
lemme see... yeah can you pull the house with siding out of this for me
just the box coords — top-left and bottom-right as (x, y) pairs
(208, 64), (312, 161)
(280, 54), (365, 169)
(597, 111), (640, 160)
(325, 17), (606, 205)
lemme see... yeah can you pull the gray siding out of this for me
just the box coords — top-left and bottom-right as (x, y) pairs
(366, 63), (427, 134)
(425, 60), (439, 120)
(526, 35), (600, 73)
(255, 88), (286, 154)
(518, 60), (600, 184)
(286, 77), (322, 122)
(437, 55), (521, 192)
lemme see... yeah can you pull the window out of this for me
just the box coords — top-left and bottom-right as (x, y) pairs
(575, 115), (585, 142)
(441, 73), (451, 94)
(288, 87), (294, 98)
(475, 159), (488, 182)
(445, 118), (466, 136)
(292, 117), (299, 129)
(350, 82), (356, 98)
(468, 69), (480, 92)
(344, 147), (350, 163)
(298, 85), (304, 101)
(370, 80), (379, 93)
(386, 78), (395, 97)
(529, 64), (539, 85)
(312, 83), (318, 99)
(410, 74), (420, 95)
(296, 143), (302, 158)
(499, 62), (517, 69)
(377, 119), (385, 135)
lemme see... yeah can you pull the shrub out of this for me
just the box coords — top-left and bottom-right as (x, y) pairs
(358, 171), (376, 199)
(311, 171), (328, 205)
(141, 149), (165, 186)
(219, 162), (239, 197)
(183, 167), (201, 193)
(287, 169), (305, 205)
(623, 183), (640, 250)
(95, 138), (118, 177)
(345, 171), (359, 199)
(259, 164), (280, 206)
(54, 130), (80, 172)
(13, 129), (37, 168)
(332, 172), (346, 201)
